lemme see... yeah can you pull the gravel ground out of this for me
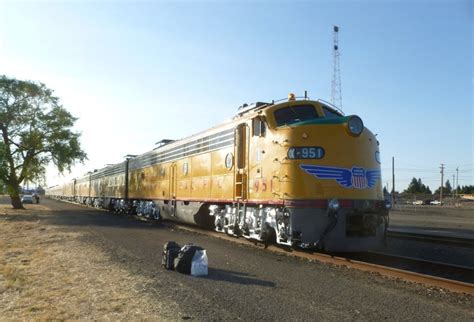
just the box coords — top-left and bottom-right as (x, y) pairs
(1, 197), (473, 320)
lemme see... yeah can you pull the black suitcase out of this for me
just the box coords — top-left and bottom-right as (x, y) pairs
(162, 241), (181, 270)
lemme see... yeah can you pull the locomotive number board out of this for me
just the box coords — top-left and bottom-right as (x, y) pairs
(287, 147), (325, 159)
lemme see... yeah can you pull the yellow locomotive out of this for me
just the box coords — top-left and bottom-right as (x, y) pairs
(47, 94), (390, 251)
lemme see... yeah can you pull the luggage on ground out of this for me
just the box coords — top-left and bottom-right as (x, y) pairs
(191, 249), (208, 276)
(162, 241), (181, 270)
(174, 244), (204, 275)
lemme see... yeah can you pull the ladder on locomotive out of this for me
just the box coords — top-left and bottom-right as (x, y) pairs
(234, 123), (249, 201)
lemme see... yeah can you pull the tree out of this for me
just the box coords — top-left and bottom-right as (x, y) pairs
(445, 179), (452, 194)
(0, 76), (86, 209)
(424, 185), (432, 195)
(405, 177), (421, 194)
(459, 185), (474, 194)
(434, 179), (453, 196)
(404, 177), (431, 195)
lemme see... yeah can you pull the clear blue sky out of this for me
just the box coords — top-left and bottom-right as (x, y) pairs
(0, 0), (472, 191)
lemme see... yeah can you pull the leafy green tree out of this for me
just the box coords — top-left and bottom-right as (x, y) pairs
(0, 76), (86, 209)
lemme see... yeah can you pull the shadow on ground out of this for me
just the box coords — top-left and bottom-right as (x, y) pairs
(1, 196), (162, 231)
(205, 268), (276, 287)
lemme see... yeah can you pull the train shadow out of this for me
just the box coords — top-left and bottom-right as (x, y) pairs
(48, 209), (164, 231)
(1, 199), (163, 231)
(204, 268), (276, 287)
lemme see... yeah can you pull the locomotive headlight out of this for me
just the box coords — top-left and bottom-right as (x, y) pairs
(375, 151), (381, 164)
(328, 198), (340, 212)
(347, 115), (364, 136)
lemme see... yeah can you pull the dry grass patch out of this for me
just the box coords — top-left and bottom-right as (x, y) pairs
(0, 201), (177, 320)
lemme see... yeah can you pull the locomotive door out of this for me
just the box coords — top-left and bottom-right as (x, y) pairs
(234, 123), (249, 200)
(169, 162), (177, 216)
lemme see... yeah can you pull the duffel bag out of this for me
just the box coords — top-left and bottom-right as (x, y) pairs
(174, 244), (204, 275)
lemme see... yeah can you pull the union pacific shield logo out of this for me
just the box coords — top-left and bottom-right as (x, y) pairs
(351, 167), (368, 189)
(300, 165), (381, 189)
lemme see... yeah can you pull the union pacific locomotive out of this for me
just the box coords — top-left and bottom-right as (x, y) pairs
(47, 94), (390, 252)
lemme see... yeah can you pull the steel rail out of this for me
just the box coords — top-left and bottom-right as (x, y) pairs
(387, 229), (474, 247)
(166, 222), (474, 295)
(351, 251), (474, 284)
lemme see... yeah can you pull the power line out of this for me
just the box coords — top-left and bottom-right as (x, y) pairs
(383, 161), (474, 191)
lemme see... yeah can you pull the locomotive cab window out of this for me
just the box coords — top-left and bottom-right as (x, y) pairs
(252, 117), (266, 137)
(322, 105), (343, 118)
(274, 105), (319, 127)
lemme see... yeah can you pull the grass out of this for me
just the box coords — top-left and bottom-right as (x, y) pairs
(0, 200), (174, 320)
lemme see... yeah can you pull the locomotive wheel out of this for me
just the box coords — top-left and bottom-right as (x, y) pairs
(260, 223), (276, 243)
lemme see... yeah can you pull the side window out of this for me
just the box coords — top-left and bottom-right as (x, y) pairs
(252, 117), (266, 137)
(322, 106), (342, 118)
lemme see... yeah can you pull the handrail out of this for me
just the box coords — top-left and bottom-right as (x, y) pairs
(234, 96), (312, 118)
(234, 96), (346, 118)
(317, 99), (345, 115)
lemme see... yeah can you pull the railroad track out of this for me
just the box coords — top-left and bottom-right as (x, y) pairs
(165, 222), (474, 295)
(346, 251), (474, 284)
(387, 229), (474, 247)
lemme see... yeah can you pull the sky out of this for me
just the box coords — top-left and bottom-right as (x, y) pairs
(0, 0), (472, 191)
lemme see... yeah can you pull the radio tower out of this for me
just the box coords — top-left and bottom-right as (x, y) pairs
(331, 25), (342, 108)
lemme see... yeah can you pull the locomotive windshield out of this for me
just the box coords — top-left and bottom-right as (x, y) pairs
(274, 105), (319, 127)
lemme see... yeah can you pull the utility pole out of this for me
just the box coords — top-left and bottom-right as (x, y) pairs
(392, 157), (395, 205)
(456, 167), (459, 197)
(440, 163), (444, 205)
(452, 174), (455, 197)
(331, 25), (342, 108)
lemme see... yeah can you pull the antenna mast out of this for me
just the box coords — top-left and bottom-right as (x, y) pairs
(331, 25), (342, 108)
